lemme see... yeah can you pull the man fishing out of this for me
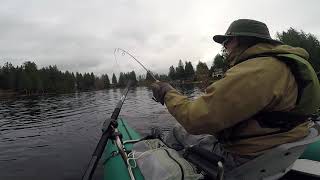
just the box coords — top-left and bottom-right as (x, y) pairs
(151, 19), (320, 171)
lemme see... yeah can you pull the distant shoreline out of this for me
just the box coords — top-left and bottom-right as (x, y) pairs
(0, 89), (58, 98)
(0, 80), (217, 98)
(0, 90), (17, 97)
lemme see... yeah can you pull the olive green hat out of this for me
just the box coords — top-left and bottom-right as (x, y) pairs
(213, 19), (283, 44)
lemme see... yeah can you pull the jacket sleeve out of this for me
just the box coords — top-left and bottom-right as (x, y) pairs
(164, 58), (296, 135)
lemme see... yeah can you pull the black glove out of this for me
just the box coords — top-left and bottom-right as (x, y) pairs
(151, 81), (174, 105)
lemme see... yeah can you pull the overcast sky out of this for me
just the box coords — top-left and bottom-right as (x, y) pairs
(0, 0), (319, 76)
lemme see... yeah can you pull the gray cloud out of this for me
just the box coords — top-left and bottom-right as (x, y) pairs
(0, 0), (319, 77)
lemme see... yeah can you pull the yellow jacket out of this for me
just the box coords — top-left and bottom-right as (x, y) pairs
(164, 43), (311, 156)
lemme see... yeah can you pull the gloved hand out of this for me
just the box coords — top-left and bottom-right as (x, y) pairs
(151, 81), (174, 105)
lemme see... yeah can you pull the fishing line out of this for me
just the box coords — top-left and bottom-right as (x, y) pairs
(114, 48), (158, 81)
(112, 49), (122, 79)
(113, 48), (120, 69)
(112, 49), (138, 83)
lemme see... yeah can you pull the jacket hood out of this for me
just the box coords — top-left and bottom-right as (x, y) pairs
(236, 43), (310, 64)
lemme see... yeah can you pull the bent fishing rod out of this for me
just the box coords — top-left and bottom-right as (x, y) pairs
(82, 80), (132, 180)
(114, 48), (158, 82)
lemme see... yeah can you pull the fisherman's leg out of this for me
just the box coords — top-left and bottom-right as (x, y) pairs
(163, 123), (216, 150)
(210, 142), (253, 171)
(163, 123), (252, 171)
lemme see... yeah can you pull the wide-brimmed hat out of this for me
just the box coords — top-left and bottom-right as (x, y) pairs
(213, 19), (282, 44)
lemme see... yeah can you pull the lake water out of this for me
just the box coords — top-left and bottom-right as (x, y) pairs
(0, 86), (201, 180)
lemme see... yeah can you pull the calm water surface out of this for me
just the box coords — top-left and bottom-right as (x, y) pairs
(0, 86), (201, 180)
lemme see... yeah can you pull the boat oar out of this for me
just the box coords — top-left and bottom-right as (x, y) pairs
(82, 80), (132, 180)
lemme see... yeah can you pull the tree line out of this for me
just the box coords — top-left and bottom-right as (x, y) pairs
(0, 58), (222, 95)
(166, 59), (223, 82)
(0, 60), (143, 95)
(277, 28), (320, 73)
(162, 27), (320, 82)
(1, 28), (320, 95)
(0, 61), (113, 94)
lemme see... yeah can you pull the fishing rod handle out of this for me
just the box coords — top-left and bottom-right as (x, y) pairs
(82, 80), (132, 180)
(82, 130), (112, 180)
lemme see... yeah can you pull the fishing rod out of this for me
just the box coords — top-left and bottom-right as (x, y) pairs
(114, 48), (158, 82)
(114, 48), (160, 103)
(82, 80), (132, 180)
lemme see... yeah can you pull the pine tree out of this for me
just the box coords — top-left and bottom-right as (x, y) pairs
(76, 72), (83, 90)
(196, 61), (209, 81)
(101, 74), (110, 88)
(94, 76), (105, 90)
(184, 61), (195, 81)
(112, 73), (117, 85)
(0, 61), (108, 93)
(277, 28), (320, 72)
(210, 54), (226, 76)
(129, 71), (138, 85)
(2, 62), (16, 90)
(213, 54), (225, 69)
(175, 60), (185, 80)
(23, 61), (39, 92)
(146, 71), (154, 82)
(168, 66), (176, 80)
(118, 72), (125, 86)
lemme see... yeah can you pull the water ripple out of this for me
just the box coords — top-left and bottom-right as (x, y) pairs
(0, 85), (199, 180)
